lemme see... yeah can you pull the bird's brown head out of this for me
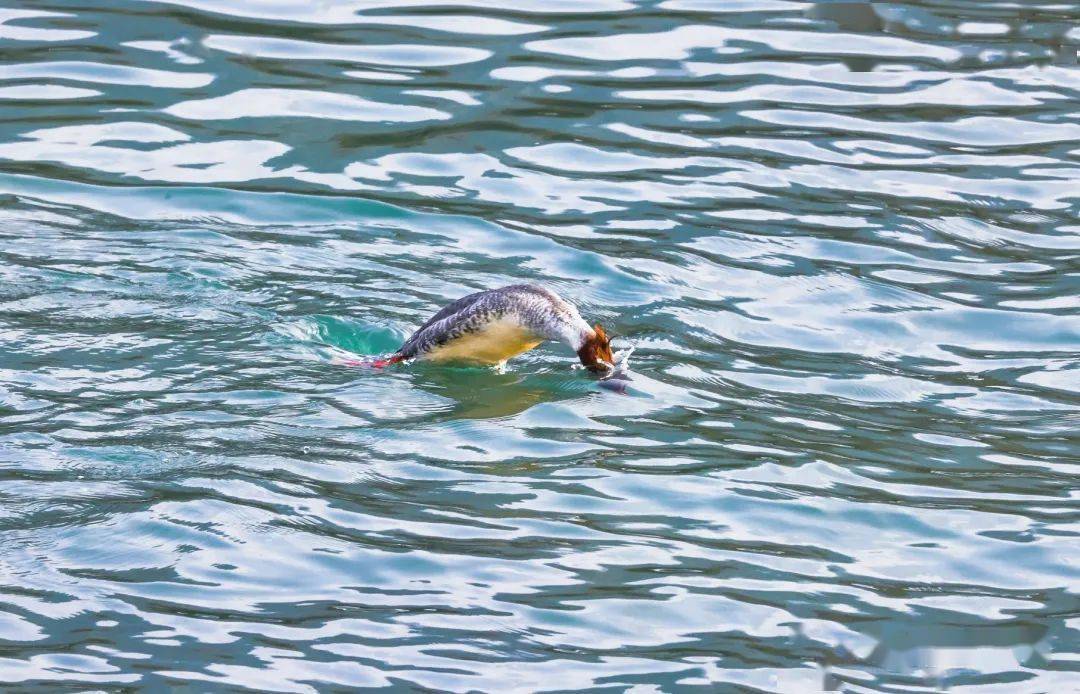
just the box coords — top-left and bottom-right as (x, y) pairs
(577, 324), (614, 373)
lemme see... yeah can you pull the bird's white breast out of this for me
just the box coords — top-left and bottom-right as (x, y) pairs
(422, 316), (544, 365)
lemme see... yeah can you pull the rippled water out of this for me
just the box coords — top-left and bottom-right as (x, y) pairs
(2, 1), (1079, 690)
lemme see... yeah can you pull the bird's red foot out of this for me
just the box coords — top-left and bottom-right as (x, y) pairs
(337, 355), (404, 368)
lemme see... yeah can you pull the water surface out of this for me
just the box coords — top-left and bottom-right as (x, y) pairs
(1, 1), (1078, 691)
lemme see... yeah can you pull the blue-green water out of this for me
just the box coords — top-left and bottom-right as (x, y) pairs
(1, 1), (1079, 691)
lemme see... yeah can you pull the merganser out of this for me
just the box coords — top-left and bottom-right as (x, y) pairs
(374, 284), (614, 371)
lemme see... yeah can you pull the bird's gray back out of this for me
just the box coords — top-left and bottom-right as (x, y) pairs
(396, 284), (580, 358)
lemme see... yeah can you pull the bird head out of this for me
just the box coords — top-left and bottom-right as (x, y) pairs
(577, 324), (615, 373)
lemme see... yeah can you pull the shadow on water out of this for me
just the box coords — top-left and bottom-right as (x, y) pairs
(406, 362), (599, 421)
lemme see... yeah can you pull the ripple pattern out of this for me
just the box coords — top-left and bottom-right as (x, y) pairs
(1, 1), (1078, 691)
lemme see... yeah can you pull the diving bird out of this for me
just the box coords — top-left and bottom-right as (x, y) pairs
(373, 284), (614, 371)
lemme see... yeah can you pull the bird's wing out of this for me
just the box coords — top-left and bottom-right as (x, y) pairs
(397, 289), (490, 357)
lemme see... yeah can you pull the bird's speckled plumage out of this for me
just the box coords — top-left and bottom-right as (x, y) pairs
(395, 284), (595, 366)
